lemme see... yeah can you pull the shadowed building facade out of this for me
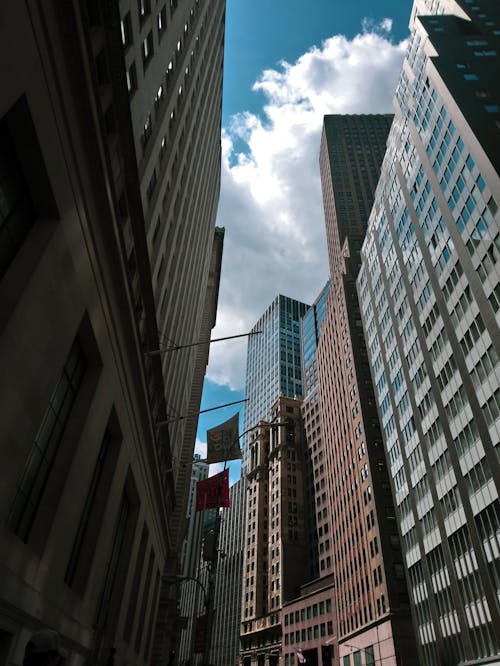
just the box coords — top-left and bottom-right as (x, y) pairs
(211, 476), (247, 666)
(358, 1), (500, 664)
(178, 455), (210, 663)
(0, 0), (224, 664)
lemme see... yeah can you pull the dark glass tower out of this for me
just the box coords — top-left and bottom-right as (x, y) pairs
(242, 295), (309, 466)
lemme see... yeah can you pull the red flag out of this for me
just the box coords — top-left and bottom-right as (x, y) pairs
(295, 648), (306, 664)
(195, 469), (230, 511)
(193, 615), (207, 652)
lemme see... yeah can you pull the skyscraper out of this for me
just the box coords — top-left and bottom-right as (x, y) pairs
(211, 476), (247, 666)
(0, 1), (225, 664)
(300, 281), (330, 583)
(178, 456), (210, 662)
(312, 114), (417, 666)
(358, 1), (500, 664)
(241, 396), (312, 666)
(243, 295), (309, 465)
(302, 282), (330, 400)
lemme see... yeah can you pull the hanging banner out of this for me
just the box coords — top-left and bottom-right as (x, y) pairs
(195, 469), (230, 511)
(206, 412), (241, 464)
(193, 615), (207, 653)
(295, 648), (307, 664)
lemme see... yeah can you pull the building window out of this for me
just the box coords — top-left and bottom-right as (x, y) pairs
(141, 114), (152, 149)
(142, 31), (154, 70)
(0, 106), (37, 279)
(8, 339), (87, 541)
(126, 62), (137, 94)
(95, 494), (130, 624)
(138, 0), (150, 22)
(157, 5), (167, 35)
(65, 423), (121, 591)
(146, 169), (157, 202)
(135, 548), (155, 652)
(154, 85), (164, 112)
(120, 12), (133, 48)
(95, 476), (139, 625)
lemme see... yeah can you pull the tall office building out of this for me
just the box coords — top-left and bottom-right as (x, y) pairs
(178, 456), (210, 662)
(243, 295), (309, 466)
(302, 282), (330, 400)
(267, 282), (336, 666)
(241, 397), (312, 666)
(357, 1), (500, 664)
(178, 456), (221, 665)
(211, 476), (247, 666)
(240, 296), (308, 665)
(0, 1), (224, 664)
(300, 281), (330, 583)
(312, 114), (417, 666)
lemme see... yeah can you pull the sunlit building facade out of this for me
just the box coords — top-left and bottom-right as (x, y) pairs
(241, 397), (310, 666)
(358, 1), (500, 664)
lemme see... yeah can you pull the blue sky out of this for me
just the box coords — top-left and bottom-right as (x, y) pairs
(196, 0), (414, 484)
(223, 0), (413, 123)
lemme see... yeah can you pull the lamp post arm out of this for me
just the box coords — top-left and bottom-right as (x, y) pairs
(162, 574), (209, 602)
(146, 331), (262, 356)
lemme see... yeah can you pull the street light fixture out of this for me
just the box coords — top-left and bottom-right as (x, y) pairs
(163, 573), (214, 665)
(162, 574), (209, 602)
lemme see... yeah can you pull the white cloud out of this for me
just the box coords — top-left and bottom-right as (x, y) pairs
(362, 17), (394, 34)
(194, 437), (206, 458)
(194, 439), (238, 480)
(380, 18), (394, 33)
(208, 462), (225, 477)
(207, 23), (408, 390)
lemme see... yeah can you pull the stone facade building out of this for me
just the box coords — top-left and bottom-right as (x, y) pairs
(0, 1), (224, 664)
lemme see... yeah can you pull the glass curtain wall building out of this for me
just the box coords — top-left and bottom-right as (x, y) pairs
(242, 295), (309, 466)
(358, 1), (500, 664)
(301, 281), (330, 401)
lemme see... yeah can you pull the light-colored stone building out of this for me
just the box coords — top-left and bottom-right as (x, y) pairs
(358, 1), (500, 664)
(0, 0), (224, 664)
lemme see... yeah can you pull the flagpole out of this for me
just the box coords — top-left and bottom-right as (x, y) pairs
(145, 330), (262, 356)
(157, 399), (248, 427)
(238, 420), (288, 440)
